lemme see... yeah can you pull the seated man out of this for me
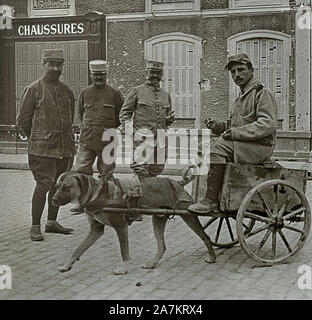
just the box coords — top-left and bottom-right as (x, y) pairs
(188, 53), (277, 214)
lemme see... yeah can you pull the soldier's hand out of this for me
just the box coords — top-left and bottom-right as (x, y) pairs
(73, 126), (81, 134)
(166, 110), (175, 125)
(74, 133), (80, 142)
(18, 133), (28, 141)
(117, 125), (125, 134)
(221, 129), (232, 140)
(204, 118), (216, 130)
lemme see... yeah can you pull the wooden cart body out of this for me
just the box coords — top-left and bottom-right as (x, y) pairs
(192, 163), (307, 213)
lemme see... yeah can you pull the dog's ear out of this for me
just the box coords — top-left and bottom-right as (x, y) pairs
(73, 175), (83, 192)
(56, 172), (67, 188)
(73, 174), (94, 205)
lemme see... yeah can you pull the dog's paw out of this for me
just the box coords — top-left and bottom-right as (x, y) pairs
(205, 255), (216, 264)
(142, 261), (157, 269)
(113, 267), (128, 275)
(57, 265), (72, 273)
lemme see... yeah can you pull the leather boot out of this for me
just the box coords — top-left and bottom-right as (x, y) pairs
(45, 221), (74, 234)
(188, 164), (226, 214)
(30, 225), (44, 241)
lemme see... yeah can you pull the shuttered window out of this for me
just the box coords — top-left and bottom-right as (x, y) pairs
(15, 40), (88, 113)
(228, 31), (291, 130)
(145, 34), (202, 120)
(229, 0), (289, 8)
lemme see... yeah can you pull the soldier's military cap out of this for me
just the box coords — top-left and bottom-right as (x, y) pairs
(89, 60), (107, 73)
(42, 49), (65, 62)
(146, 60), (164, 71)
(225, 53), (252, 70)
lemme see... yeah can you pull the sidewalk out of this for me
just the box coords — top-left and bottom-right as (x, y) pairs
(0, 153), (186, 175)
(1, 153), (312, 176)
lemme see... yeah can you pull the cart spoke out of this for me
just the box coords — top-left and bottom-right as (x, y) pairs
(245, 212), (270, 224)
(257, 229), (271, 253)
(225, 217), (235, 241)
(215, 218), (224, 243)
(283, 207), (306, 221)
(246, 224), (270, 238)
(273, 185), (279, 215)
(257, 191), (273, 218)
(243, 222), (249, 230)
(277, 204), (286, 218)
(277, 229), (292, 253)
(283, 225), (305, 235)
(278, 195), (292, 218)
(272, 230), (277, 259)
(202, 216), (218, 229)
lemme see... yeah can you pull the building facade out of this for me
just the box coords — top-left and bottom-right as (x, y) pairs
(0, 0), (311, 160)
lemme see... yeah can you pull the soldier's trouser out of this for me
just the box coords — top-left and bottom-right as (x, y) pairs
(203, 137), (273, 201)
(73, 144), (116, 180)
(28, 155), (73, 225)
(209, 137), (234, 164)
(130, 140), (167, 178)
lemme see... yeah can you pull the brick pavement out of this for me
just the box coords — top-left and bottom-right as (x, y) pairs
(0, 168), (312, 300)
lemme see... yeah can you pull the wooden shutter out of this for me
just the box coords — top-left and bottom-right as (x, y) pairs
(236, 38), (285, 126)
(230, 0), (288, 8)
(151, 40), (196, 119)
(15, 40), (88, 114)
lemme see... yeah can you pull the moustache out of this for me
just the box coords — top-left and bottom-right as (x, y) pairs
(150, 76), (161, 81)
(48, 70), (62, 78)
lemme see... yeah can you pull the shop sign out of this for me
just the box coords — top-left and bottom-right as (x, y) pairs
(16, 22), (85, 36)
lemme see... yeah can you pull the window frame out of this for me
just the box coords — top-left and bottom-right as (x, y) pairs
(145, 0), (200, 13)
(229, 0), (289, 9)
(28, 0), (76, 17)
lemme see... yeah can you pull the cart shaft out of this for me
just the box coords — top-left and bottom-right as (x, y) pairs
(98, 207), (212, 217)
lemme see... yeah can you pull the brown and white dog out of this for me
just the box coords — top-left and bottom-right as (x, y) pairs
(52, 169), (216, 275)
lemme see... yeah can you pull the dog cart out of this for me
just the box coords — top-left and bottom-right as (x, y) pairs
(103, 162), (311, 266)
(190, 162), (311, 265)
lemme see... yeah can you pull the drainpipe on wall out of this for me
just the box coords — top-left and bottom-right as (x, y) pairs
(294, 1), (312, 163)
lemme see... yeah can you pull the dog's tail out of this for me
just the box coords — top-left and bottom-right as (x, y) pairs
(177, 164), (198, 187)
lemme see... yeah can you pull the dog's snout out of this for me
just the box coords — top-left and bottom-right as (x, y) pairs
(52, 191), (70, 207)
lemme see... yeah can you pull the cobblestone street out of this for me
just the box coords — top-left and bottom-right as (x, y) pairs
(0, 168), (312, 300)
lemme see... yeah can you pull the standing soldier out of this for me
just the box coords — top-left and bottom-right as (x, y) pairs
(71, 60), (124, 213)
(17, 49), (75, 241)
(118, 60), (175, 179)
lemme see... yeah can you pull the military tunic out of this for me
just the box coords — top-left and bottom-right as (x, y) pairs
(73, 84), (124, 179)
(119, 82), (172, 177)
(17, 76), (76, 158)
(209, 78), (277, 164)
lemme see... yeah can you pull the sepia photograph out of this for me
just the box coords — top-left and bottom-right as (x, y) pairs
(0, 0), (312, 306)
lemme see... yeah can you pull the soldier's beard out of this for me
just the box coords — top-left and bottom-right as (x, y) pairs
(94, 80), (106, 87)
(47, 70), (61, 81)
(148, 76), (161, 86)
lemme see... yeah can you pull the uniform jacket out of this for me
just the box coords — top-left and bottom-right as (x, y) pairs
(211, 78), (277, 163)
(16, 76), (75, 158)
(75, 84), (124, 151)
(119, 82), (172, 135)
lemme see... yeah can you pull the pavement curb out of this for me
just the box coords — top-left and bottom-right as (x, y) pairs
(0, 160), (184, 175)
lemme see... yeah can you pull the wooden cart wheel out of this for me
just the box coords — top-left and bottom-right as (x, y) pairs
(201, 214), (255, 248)
(236, 179), (311, 265)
